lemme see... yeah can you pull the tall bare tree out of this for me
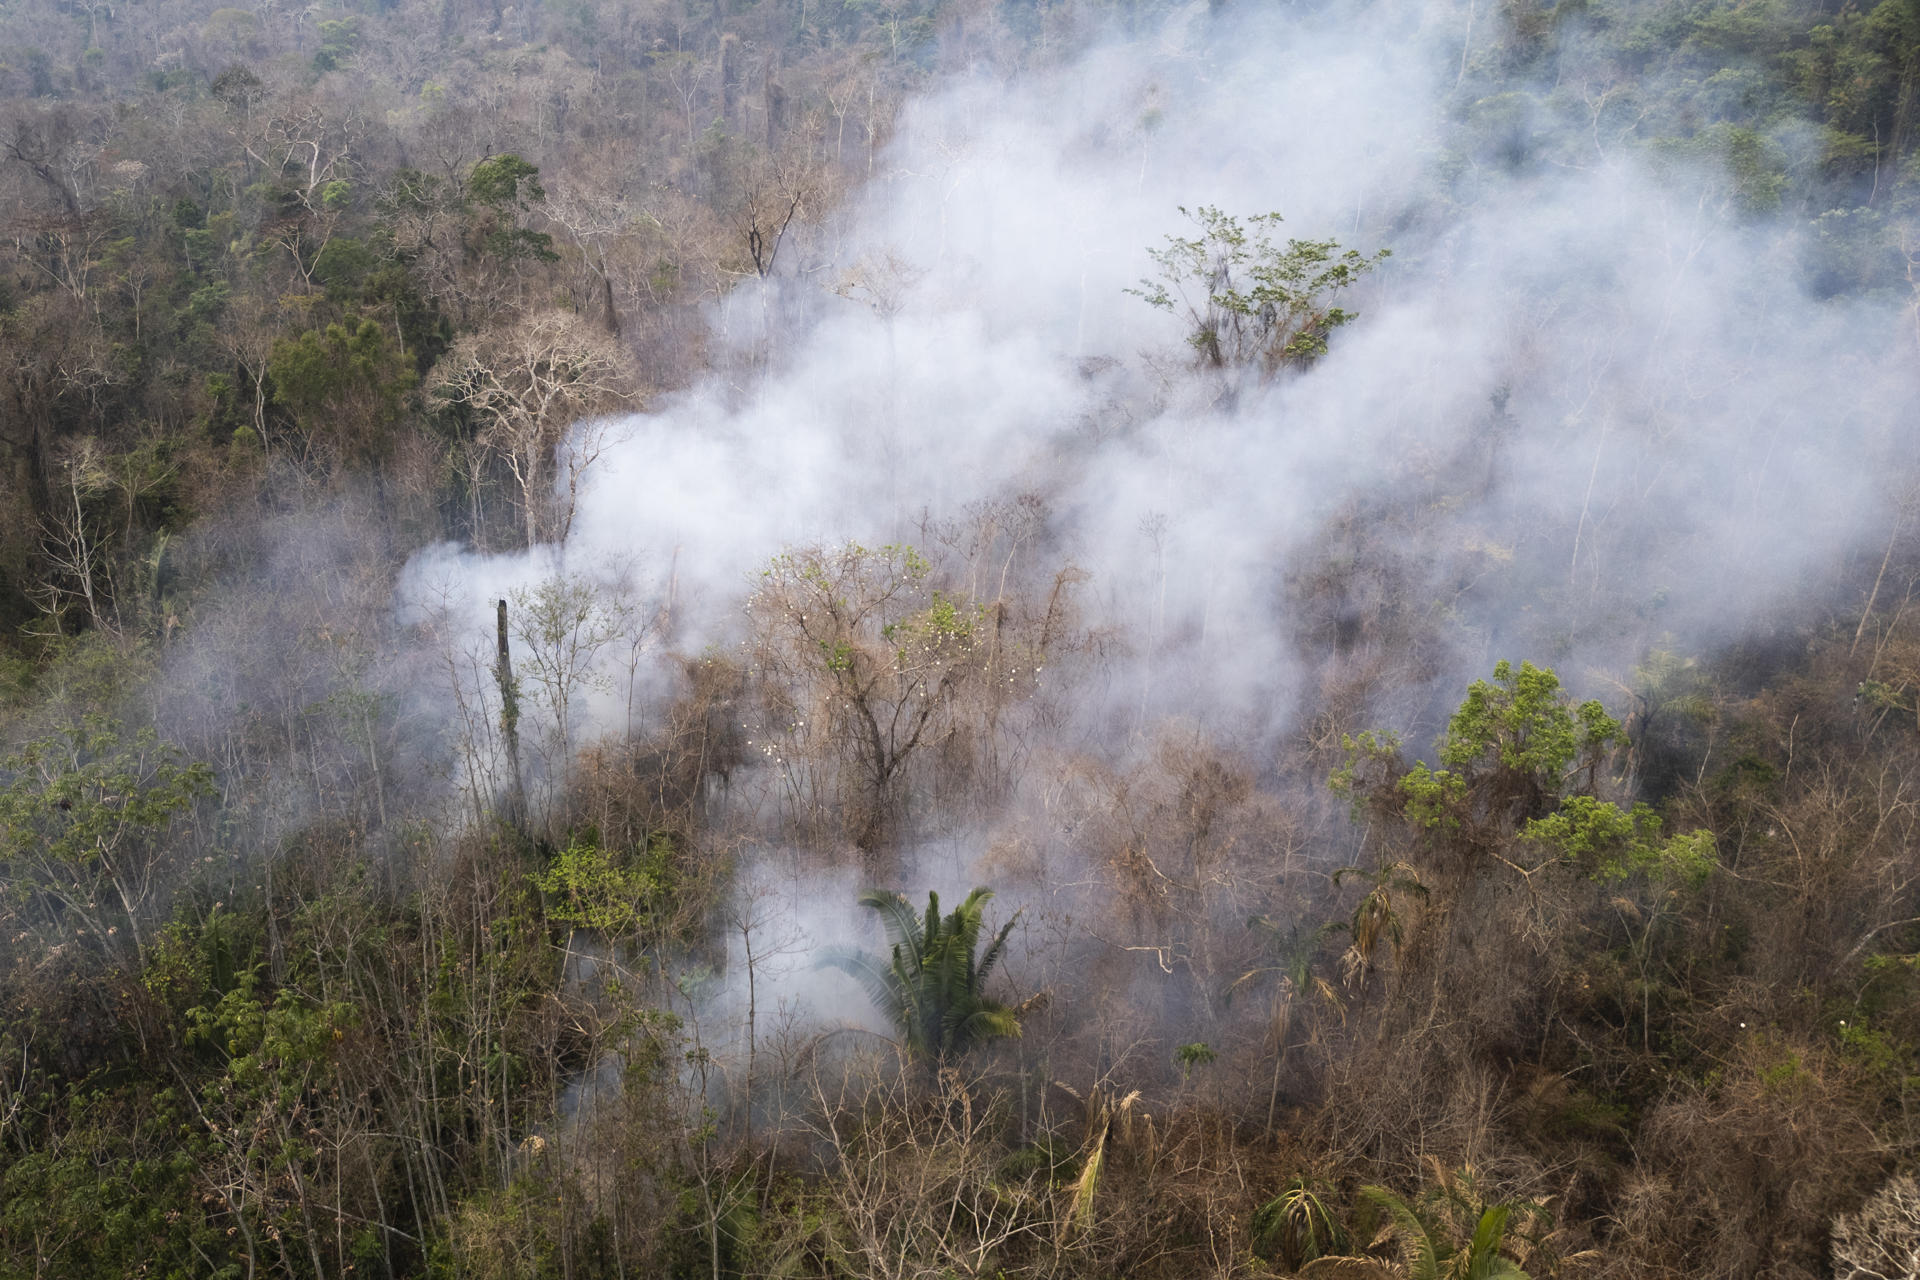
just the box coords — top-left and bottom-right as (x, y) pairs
(431, 309), (639, 547)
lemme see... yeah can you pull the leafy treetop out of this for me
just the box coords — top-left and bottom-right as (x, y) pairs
(1333, 661), (1714, 886)
(1130, 205), (1389, 373)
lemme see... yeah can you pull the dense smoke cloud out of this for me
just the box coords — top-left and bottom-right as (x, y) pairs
(397, 0), (1915, 1027)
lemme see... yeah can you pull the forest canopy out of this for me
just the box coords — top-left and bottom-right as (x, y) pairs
(3, 0), (1920, 1276)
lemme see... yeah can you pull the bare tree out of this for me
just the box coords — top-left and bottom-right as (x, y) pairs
(431, 309), (640, 547)
(747, 542), (985, 856)
(30, 439), (115, 638)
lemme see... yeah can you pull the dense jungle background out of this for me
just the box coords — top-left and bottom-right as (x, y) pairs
(6, 0), (1920, 1274)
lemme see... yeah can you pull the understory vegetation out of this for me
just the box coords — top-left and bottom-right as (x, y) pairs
(5, 0), (1920, 1276)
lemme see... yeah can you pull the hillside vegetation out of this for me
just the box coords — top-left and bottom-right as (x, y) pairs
(4, 0), (1920, 1277)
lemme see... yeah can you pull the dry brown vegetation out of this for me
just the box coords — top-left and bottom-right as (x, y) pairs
(5, 0), (1920, 1275)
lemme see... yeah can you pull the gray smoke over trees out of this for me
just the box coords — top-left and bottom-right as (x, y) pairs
(9, 0), (1920, 1272)
(410, 0), (1916, 864)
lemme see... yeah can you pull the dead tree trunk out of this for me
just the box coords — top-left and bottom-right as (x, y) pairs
(496, 598), (528, 827)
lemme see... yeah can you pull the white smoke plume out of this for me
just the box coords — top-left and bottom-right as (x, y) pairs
(398, 0), (1917, 1036)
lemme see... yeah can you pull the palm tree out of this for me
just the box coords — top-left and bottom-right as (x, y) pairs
(1252, 1174), (1349, 1270)
(1358, 1163), (1541, 1280)
(1231, 916), (1345, 1132)
(1332, 860), (1428, 988)
(822, 887), (1024, 1060)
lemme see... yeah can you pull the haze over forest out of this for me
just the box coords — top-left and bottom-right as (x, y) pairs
(3, 0), (1920, 1274)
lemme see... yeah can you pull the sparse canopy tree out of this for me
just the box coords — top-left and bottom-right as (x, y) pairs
(822, 887), (1023, 1061)
(0, 719), (212, 959)
(748, 542), (985, 853)
(1131, 205), (1388, 373)
(431, 309), (639, 547)
(1832, 1173), (1920, 1280)
(507, 571), (624, 812)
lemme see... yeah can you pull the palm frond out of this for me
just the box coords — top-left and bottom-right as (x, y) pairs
(857, 888), (925, 954)
(1065, 1126), (1107, 1234)
(1466, 1206), (1528, 1280)
(977, 912), (1018, 983)
(840, 886), (1029, 1060)
(816, 946), (908, 1031)
(1361, 1185), (1442, 1280)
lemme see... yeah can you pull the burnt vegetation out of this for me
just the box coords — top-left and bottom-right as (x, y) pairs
(4, 0), (1920, 1277)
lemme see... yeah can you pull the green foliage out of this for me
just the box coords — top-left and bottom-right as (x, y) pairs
(1252, 1174), (1349, 1269)
(1522, 794), (1716, 885)
(1173, 1041), (1217, 1079)
(268, 317), (417, 457)
(821, 887), (1023, 1060)
(1336, 661), (1717, 899)
(1328, 728), (1404, 811)
(881, 589), (983, 653)
(185, 968), (356, 1109)
(1361, 1169), (1540, 1280)
(531, 835), (669, 936)
(1131, 205), (1388, 371)
(0, 719), (212, 952)
(0, 1089), (219, 1278)
(1648, 123), (1790, 215)
(752, 541), (983, 850)
(1439, 660), (1618, 786)
(2, 2), (1919, 1273)
(1836, 1016), (1906, 1077)
(467, 154), (546, 208)
(465, 155), (559, 262)
(1400, 760), (1471, 832)
(312, 17), (360, 71)
(312, 236), (375, 295)
(1339, 660), (1621, 834)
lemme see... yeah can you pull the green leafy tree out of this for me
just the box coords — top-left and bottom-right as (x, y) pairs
(311, 16), (359, 71)
(1333, 660), (1715, 885)
(1131, 205), (1388, 372)
(268, 317), (417, 463)
(465, 154), (558, 263)
(531, 836), (667, 937)
(821, 887), (1023, 1061)
(1521, 794), (1715, 885)
(184, 970), (360, 1277)
(1336, 661), (1624, 835)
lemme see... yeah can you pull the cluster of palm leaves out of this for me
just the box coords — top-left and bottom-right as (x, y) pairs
(1359, 1175), (1537, 1280)
(1257, 1161), (1589, 1279)
(821, 887), (1024, 1061)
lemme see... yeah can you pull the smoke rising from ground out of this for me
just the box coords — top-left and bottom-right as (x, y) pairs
(399, 0), (1916, 1032)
